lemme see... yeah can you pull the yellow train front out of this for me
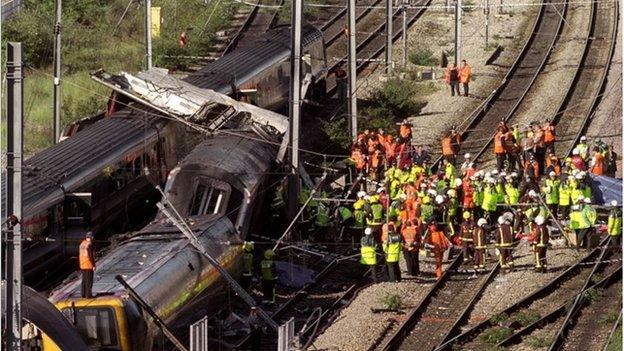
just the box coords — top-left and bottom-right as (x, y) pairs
(44, 133), (277, 350)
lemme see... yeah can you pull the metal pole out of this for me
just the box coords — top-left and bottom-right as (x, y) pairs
(402, 1), (408, 67)
(385, 0), (393, 74)
(145, 0), (153, 69)
(53, 0), (61, 143)
(454, 0), (462, 65)
(115, 275), (189, 351)
(485, 0), (489, 46)
(287, 0), (303, 237)
(6, 42), (23, 351)
(348, 0), (357, 141)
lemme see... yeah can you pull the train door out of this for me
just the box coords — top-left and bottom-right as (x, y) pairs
(63, 193), (92, 255)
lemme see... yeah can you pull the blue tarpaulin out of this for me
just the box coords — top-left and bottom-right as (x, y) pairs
(275, 261), (315, 288)
(590, 175), (622, 205)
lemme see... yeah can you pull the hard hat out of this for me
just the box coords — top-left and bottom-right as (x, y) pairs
(485, 172), (492, 178)
(399, 193), (408, 201)
(549, 171), (556, 177)
(264, 249), (275, 259)
(611, 200), (618, 207)
(572, 148), (580, 155)
(427, 189), (437, 196)
(500, 172), (507, 177)
(580, 136), (587, 141)
(364, 227), (373, 235)
(575, 173), (583, 180)
(243, 241), (254, 252)
(469, 176), (476, 181)
(420, 182), (427, 188)
(583, 198), (591, 204)
(477, 218), (487, 227)
(528, 190), (538, 198)
(503, 212), (514, 222)
(377, 187), (385, 193)
(455, 178), (463, 187)
(463, 211), (471, 219)
(447, 189), (457, 197)
(535, 215), (545, 225)
(510, 172), (518, 178)
(488, 177), (496, 184)
(491, 170), (499, 176)
(579, 171), (587, 178)
(464, 153), (471, 159)
(497, 216), (506, 225)
(364, 195), (371, 201)
(435, 195), (445, 204)
(357, 191), (366, 198)
(577, 195), (585, 202)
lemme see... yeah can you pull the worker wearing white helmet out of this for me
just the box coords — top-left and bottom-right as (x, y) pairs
(360, 227), (380, 282)
(543, 170), (560, 218)
(608, 200), (622, 246)
(577, 136), (589, 161)
(530, 215), (549, 272)
(569, 195), (596, 250)
(435, 195), (445, 205)
(357, 191), (366, 198)
(473, 218), (488, 269)
(465, 153), (471, 159)
(455, 178), (463, 188)
(496, 214), (514, 269)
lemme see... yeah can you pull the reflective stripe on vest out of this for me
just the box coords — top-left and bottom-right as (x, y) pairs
(384, 242), (401, 263)
(360, 246), (377, 265)
(260, 260), (275, 280)
(243, 252), (253, 275)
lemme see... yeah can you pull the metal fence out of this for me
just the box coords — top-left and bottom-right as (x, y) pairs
(189, 316), (209, 351)
(278, 318), (295, 351)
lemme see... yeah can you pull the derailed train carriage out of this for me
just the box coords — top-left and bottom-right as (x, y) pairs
(3, 24), (326, 282)
(44, 133), (278, 350)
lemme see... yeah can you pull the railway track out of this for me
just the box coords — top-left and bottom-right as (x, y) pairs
(490, 243), (622, 350)
(465, 0), (568, 166)
(551, 0), (619, 159)
(222, 0), (284, 54)
(434, 237), (618, 350)
(378, 255), (499, 351)
(232, 245), (368, 350)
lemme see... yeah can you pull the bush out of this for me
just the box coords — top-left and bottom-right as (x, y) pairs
(367, 78), (425, 119)
(479, 327), (513, 344)
(489, 313), (509, 325)
(525, 336), (550, 348)
(381, 293), (403, 310)
(408, 49), (438, 66)
(512, 311), (541, 327)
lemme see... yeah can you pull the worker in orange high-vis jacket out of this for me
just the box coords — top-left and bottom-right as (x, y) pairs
(494, 126), (507, 172)
(589, 146), (605, 175)
(459, 59), (472, 97)
(543, 120), (556, 156)
(79, 231), (96, 298)
(399, 120), (413, 143)
(426, 222), (451, 279)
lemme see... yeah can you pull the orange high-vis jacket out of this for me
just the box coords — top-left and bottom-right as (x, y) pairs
(428, 230), (450, 252)
(79, 239), (95, 270)
(591, 152), (605, 175)
(494, 132), (506, 154)
(351, 149), (366, 170)
(400, 124), (412, 139)
(543, 125), (556, 142)
(442, 137), (454, 156)
(524, 160), (539, 179)
(401, 222), (422, 250)
(459, 64), (472, 84)
(371, 150), (383, 169)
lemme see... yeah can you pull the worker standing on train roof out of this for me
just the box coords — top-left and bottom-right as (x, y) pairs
(260, 249), (277, 304)
(543, 120), (556, 156)
(426, 222), (451, 279)
(460, 211), (476, 262)
(241, 242), (255, 291)
(79, 231), (96, 298)
(445, 63), (461, 96)
(589, 146), (605, 176)
(383, 226), (403, 282)
(495, 216), (514, 269)
(577, 136), (590, 161)
(459, 59), (472, 97)
(608, 200), (622, 247)
(529, 215), (549, 272)
(361, 227), (380, 283)
(401, 219), (422, 276)
(473, 218), (488, 270)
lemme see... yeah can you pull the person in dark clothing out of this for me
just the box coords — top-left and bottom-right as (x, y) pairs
(412, 145), (430, 166)
(248, 307), (263, 351)
(260, 249), (278, 304)
(445, 64), (461, 96)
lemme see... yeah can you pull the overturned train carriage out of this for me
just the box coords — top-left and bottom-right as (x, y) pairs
(45, 133), (277, 351)
(2, 23), (326, 281)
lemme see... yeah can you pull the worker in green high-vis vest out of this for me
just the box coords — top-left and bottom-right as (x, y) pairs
(241, 241), (255, 291)
(608, 200), (622, 247)
(260, 249), (278, 304)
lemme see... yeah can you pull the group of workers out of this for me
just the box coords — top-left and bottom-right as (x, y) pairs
(342, 120), (621, 282)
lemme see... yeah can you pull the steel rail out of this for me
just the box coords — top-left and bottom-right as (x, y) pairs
(428, 0), (550, 171)
(498, 263), (622, 348)
(379, 254), (464, 351)
(558, 0), (619, 158)
(323, 0), (385, 47)
(470, 0), (569, 165)
(548, 239), (617, 350)
(602, 309), (623, 351)
(433, 235), (610, 350)
(222, 0), (263, 55)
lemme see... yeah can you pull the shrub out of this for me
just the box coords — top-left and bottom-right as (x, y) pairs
(512, 311), (541, 327)
(525, 336), (550, 348)
(489, 313), (509, 325)
(479, 326), (513, 344)
(408, 49), (438, 66)
(381, 293), (403, 310)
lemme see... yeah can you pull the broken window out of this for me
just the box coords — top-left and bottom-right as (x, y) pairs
(188, 178), (231, 216)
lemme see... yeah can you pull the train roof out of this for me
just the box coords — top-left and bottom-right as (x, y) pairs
(2, 104), (165, 214)
(173, 132), (276, 192)
(184, 24), (323, 93)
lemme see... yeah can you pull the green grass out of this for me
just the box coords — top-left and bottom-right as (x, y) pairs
(606, 324), (622, 351)
(525, 336), (550, 348)
(512, 310), (541, 327)
(479, 326), (513, 344)
(408, 49), (438, 66)
(381, 293), (403, 310)
(489, 312), (509, 325)
(2, 0), (237, 153)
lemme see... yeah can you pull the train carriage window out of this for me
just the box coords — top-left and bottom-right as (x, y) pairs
(188, 178), (231, 216)
(62, 307), (119, 348)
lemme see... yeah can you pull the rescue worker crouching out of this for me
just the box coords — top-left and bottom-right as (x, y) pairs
(361, 227), (380, 283)
(79, 231), (96, 298)
(260, 249), (278, 305)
